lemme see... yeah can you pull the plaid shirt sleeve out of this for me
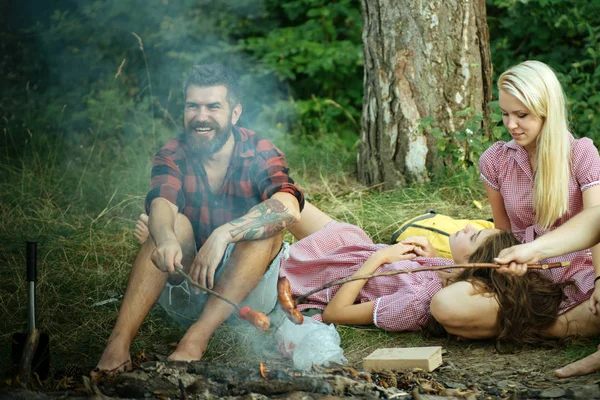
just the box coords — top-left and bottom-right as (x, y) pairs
(144, 150), (186, 214)
(253, 140), (305, 211)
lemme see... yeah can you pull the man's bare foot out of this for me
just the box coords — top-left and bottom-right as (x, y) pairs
(167, 335), (210, 362)
(555, 346), (600, 378)
(134, 213), (149, 244)
(91, 338), (133, 381)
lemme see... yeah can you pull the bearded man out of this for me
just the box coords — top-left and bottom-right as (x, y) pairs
(93, 64), (304, 374)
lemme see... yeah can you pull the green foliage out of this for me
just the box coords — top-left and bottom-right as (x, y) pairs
(419, 104), (509, 186)
(3, 0), (598, 187)
(241, 0), (363, 139)
(0, 0), (362, 183)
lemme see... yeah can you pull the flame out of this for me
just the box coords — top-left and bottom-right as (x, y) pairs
(259, 362), (267, 379)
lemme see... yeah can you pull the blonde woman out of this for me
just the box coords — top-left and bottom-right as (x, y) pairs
(433, 61), (600, 371)
(481, 61), (600, 247)
(481, 60), (600, 291)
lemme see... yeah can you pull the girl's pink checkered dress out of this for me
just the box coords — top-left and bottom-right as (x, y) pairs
(280, 221), (450, 332)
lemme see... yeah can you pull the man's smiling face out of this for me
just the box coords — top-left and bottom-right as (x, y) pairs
(183, 84), (241, 155)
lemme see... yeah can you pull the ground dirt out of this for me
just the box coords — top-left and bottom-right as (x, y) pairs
(2, 335), (600, 399)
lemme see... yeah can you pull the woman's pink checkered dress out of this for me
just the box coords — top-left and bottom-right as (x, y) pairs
(480, 135), (600, 312)
(280, 221), (450, 332)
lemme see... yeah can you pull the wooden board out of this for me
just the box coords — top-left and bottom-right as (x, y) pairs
(363, 346), (443, 372)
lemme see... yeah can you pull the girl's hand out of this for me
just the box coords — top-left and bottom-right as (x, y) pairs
(377, 242), (417, 264)
(495, 243), (541, 265)
(589, 287), (600, 315)
(401, 236), (440, 258)
(496, 262), (529, 276)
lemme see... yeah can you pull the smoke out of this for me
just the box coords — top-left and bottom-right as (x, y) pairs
(1, 0), (298, 204)
(3, 0), (287, 138)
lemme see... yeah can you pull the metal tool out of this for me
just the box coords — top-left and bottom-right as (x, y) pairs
(12, 241), (50, 381)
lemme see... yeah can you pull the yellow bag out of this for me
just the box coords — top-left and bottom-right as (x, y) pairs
(391, 210), (495, 259)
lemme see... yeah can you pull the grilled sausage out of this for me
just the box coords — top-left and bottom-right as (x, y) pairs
(238, 306), (270, 331)
(277, 277), (304, 324)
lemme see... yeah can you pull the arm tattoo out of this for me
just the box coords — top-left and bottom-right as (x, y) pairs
(228, 199), (296, 240)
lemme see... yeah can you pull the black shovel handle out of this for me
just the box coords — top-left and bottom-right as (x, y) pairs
(26, 242), (37, 333)
(26, 242), (37, 283)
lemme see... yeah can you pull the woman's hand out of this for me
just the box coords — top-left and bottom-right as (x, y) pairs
(494, 243), (541, 276)
(401, 236), (441, 258)
(496, 262), (529, 276)
(376, 242), (417, 264)
(589, 287), (600, 315)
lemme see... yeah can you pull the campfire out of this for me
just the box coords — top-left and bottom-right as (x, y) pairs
(88, 359), (472, 399)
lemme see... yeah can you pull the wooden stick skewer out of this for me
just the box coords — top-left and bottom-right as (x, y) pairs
(294, 261), (570, 304)
(174, 265), (271, 331)
(174, 265), (241, 310)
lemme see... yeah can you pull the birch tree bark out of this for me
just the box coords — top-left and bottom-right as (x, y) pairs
(358, 0), (492, 187)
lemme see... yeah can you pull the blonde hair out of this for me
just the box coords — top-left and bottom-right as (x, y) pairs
(498, 60), (570, 229)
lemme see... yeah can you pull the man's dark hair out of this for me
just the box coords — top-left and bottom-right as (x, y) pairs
(183, 64), (241, 107)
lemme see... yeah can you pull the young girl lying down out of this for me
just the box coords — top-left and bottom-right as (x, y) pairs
(134, 202), (597, 344)
(283, 203), (596, 344)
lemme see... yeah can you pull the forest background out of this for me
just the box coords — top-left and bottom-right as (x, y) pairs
(0, 0), (599, 381)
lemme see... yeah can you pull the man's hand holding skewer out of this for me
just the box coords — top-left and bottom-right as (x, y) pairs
(151, 238), (183, 274)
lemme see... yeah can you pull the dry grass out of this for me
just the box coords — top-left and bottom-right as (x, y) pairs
(1, 129), (593, 383)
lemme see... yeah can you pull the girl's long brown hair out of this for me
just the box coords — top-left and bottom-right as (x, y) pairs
(459, 231), (570, 345)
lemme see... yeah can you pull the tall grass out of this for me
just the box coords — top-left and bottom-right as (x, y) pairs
(0, 114), (177, 374)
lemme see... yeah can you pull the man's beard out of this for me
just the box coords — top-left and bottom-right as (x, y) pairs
(185, 120), (232, 156)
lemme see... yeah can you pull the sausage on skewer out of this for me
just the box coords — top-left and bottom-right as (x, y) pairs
(277, 277), (304, 324)
(238, 306), (270, 331)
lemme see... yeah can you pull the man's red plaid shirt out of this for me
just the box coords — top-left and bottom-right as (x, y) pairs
(145, 127), (304, 248)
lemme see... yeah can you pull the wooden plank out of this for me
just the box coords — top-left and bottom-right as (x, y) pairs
(363, 346), (442, 372)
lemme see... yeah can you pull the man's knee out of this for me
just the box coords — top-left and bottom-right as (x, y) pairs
(234, 233), (283, 262)
(174, 213), (194, 241)
(145, 213), (194, 248)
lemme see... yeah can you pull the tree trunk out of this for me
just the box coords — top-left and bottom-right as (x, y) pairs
(358, 0), (492, 187)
